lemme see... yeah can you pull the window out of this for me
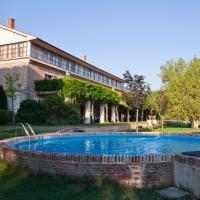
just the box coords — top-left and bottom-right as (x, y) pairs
(0, 42), (28, 60)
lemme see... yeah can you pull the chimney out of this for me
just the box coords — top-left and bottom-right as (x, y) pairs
(7, 18), (15, 29)
(82, 54), (87, 62)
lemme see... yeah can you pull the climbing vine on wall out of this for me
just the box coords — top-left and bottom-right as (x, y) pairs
(34, 77), (121, 105)
(62, 77), (121, 105)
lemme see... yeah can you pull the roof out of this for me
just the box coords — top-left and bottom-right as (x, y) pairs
(0, 24), (125, 83)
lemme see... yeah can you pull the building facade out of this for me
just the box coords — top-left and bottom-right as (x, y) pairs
(0, 18), (126, 123)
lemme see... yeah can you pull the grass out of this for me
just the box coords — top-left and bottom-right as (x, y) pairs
(0, 125), (68, 140)
(0, 160), (195, 200)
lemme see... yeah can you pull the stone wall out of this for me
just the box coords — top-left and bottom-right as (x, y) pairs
(0, 59), (29, 110)
(59, 123), (147, 133)
(174, 154), (200, 198)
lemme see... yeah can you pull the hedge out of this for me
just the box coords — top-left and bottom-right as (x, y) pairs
(34, 79), (64, 91)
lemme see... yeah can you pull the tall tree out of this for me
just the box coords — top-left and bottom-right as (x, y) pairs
(161, 57), (200, 128)
(156, 89), (168, 130)
(123, 70), (150, 132)
(4, 73), (20, 125)
(160, 58), (188, 123)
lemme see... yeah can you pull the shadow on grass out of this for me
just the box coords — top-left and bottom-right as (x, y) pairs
(0, 161), (195, 200)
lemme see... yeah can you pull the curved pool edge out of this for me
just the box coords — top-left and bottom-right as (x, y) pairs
(0, 132), (200, 188)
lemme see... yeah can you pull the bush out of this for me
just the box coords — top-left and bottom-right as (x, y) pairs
(34, 79), (64, 91)
(0, 86), (7, 110)
(16, 96), (80, 125)
(0, 109), (10, 125)
(16, 100), (45, 124)
(42, 95), (80, 125)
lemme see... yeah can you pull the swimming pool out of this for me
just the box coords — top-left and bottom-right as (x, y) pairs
(1, 132), (200, 188)
(13, 133), (200, 155)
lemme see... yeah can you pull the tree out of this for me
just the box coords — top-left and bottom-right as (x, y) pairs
(161, 57), (200, 128)
(4, 73), (20, 125)
(0, 85), (7, 110)
(156, 90), (168, 129)
(160, 58), (188, 123)
(123, 70), (150, 132)
(160, 58), (188, 86)
(145, 90), (158, 118)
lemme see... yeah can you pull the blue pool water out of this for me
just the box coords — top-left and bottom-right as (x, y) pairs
(13, 134), (200, 156)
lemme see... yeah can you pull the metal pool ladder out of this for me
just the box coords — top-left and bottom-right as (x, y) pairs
(15, 123), (36, 137)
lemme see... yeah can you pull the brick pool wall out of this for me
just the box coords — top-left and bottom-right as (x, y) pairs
(0, 136), (174, 188)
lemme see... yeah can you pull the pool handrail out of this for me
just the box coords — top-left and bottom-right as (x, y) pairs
(15, 123), (30, 137)
(24, 123), (36, 136)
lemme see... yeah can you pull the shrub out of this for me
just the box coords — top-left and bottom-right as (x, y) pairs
(0, 110), (10, 125)
(16, 100), (45, 124)
(0, 86), (7, 110)
(42, 95), (80, 125)
(34, 79), (64, 91)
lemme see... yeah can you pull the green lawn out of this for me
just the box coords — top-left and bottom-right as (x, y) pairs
(0, 125), (68, 140)
(154, 127), (200, 133)
(0, 160), (194, 200)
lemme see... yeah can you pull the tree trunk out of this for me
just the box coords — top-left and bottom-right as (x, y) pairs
(176, 115), (179, 124)
(192, 119), (199, 129)
(136, 108), (139, 133)
(161, 115), (164, 130)
(11, 97), (15, 125)
(141, 109), (144, 122)
(91, 102), (94, 123)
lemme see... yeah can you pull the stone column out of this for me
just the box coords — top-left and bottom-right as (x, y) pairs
(84, 101), (91, 124)
(100, 103), (105, 123)
(127, 109), (130, 122)
(111, 106), (116, 123)
(116, 106), (119, 122)
(105, 103), (108, 122)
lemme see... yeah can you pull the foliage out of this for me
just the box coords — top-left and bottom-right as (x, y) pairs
(160, 58), (188, 86)
(16, 100), (45, 124)
(0, 110), (10, 125)
(16, 96), (80, 125)
(4, 73), (20, 98)
(0, 86), (7, 110)
(123, 70), (150, 110)
(62, 77), (120, 105)
(161, 57), (200, 127)
(4, 73), (20, 125)
(41, 95), (80, 125)
(156, 89), (168, 116)
(145, 91), (158, 114)
(34, 79), (64, 91)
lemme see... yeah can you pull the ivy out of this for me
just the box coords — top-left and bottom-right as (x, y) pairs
(62, 77), (120, 105)
(34, 77), (121, 105)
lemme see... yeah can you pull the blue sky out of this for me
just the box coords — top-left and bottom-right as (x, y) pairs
(1, 0), (200, 89)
